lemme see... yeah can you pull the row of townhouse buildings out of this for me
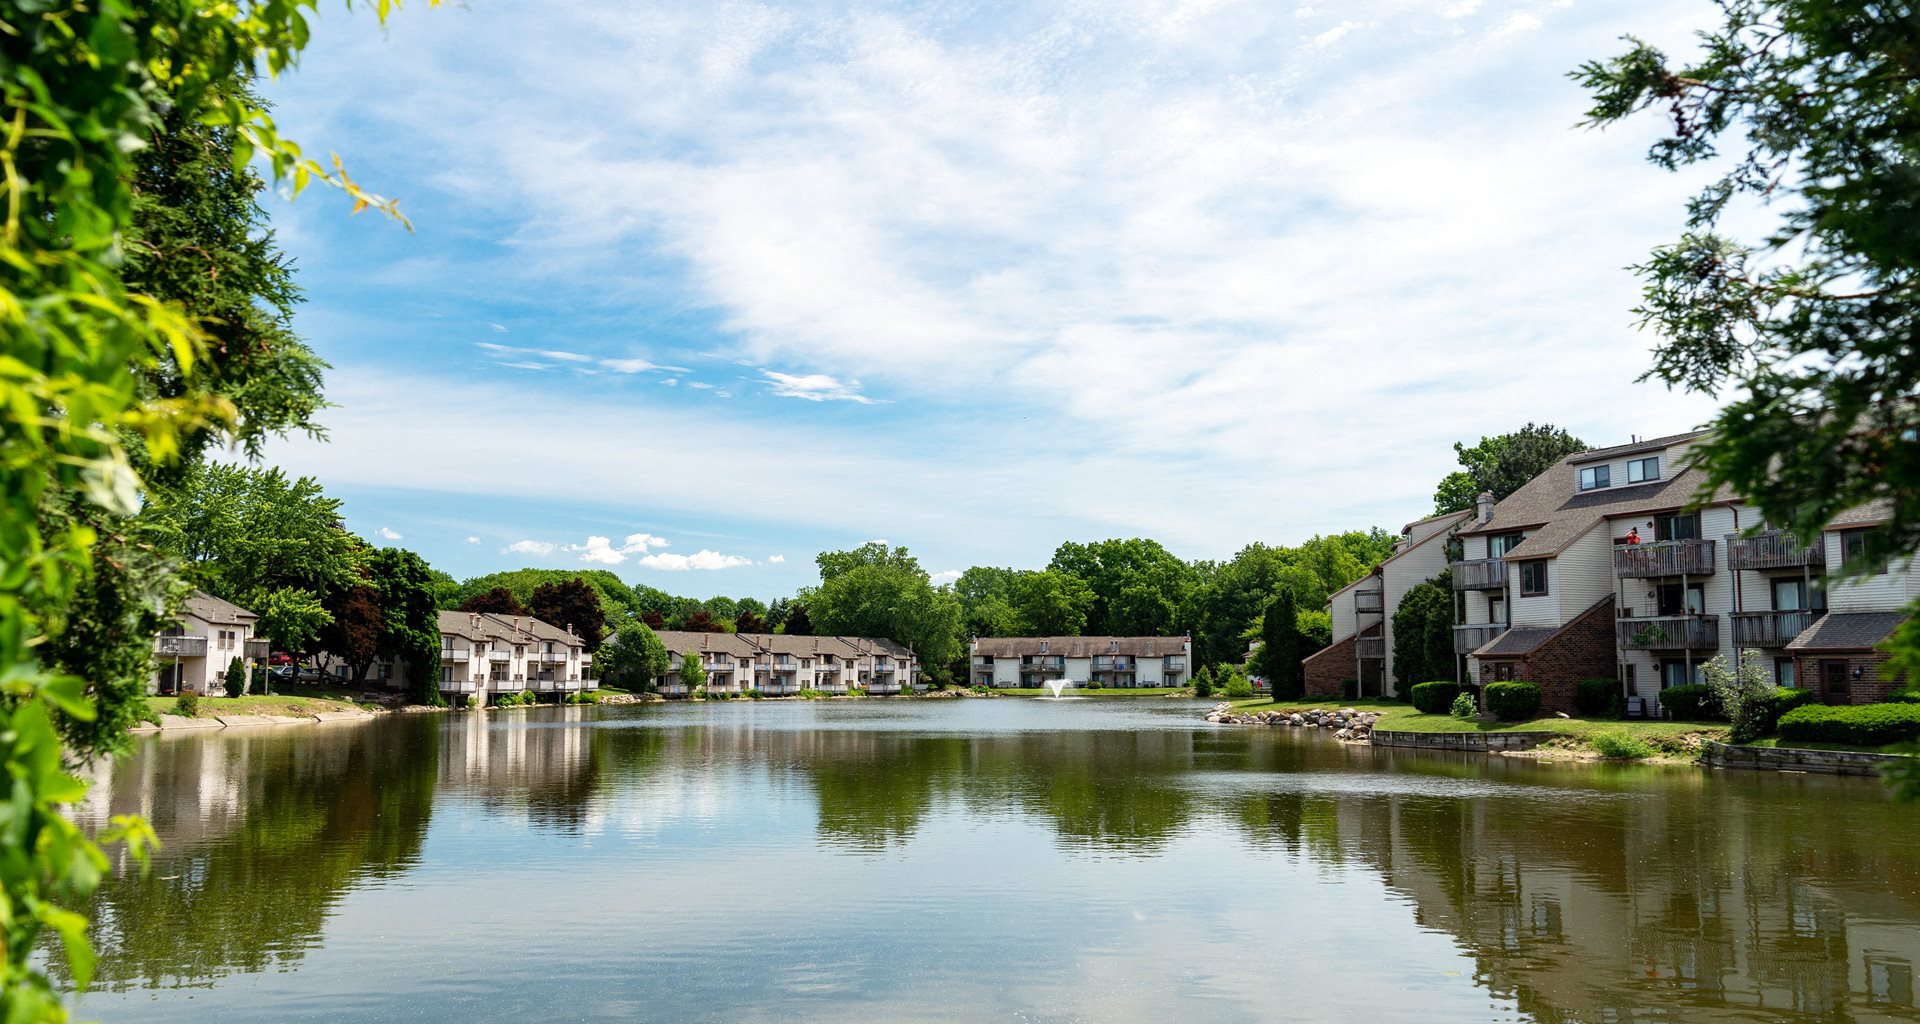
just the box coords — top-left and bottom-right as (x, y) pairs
(967, 636), (1192, 688)
(653, 631), (922, 696)
(1307, 431), (1917, 714)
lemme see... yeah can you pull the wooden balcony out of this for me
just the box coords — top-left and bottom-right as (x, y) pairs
(1356, 636), (1385, 659)
(154, 635), (207, 658)
(1354, 587), (1385, 614)
(1450, 559), (1509, 591)
(244, 639), (271, 661)
(1726, 531), (1825, 571)
(1613, 539), (1717, 578)
(1617, 615), (1719, 651)
(1452, 623), (1507, 655)
(1729, 609), (1819, 648)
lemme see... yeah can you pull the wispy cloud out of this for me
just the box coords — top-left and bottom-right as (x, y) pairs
(762, 370), (874, 404)
(564, 532), (670, 565)
(505, 539), (556, 556)
(466, 536), (481, 544)
(638, 550), (754, 571)
(768, 554), (786, 564)
(377, 526), (404, 541)
(476, 342), (689, 377)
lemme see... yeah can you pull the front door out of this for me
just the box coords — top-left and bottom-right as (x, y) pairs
(1822, 661), (1851, 704)
(1655, 583), (1706, 616)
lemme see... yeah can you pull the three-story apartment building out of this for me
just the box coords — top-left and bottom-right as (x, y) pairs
(427, 611), (595, 701)
(968, 636), (1190, 688)
(1449, 431), (1915, 713)
(1304, 510), (1473, 699)
(151, 591), (271, 695)
(652, 631), (924, 696)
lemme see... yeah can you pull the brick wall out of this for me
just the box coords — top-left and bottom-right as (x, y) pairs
(1303, 634), (1354, 698)
(1519, 597), (1618, 713)
(1791, 650), (1909, 705)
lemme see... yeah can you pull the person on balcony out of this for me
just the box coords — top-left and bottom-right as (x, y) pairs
(1625, 527), (1642, 545)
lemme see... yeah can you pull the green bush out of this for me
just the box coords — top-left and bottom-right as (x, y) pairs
(224, 656), (247, 699)
(1194, 666), (1215, 698)
(1222, 675), (1253, 699)
(1777, 703), (1920, 746)
(1484, 681), (1542, 721)
(1754, 687), (1814, 735)
(1450, 691), (1478, 719)
(1085, 680), (1103, 690)
(1888, 689), (1920, 704)
(1410, 682), (1461, 714)
(747, 688), (763, 700)
(565, 690), (601, 704)
(1591, 730), (1656, 760)
(1575, 678), (1622, 718)
(849, 687), (867, 696)
(171, 691), (200, 718)
(1658, 684), (1722, 720)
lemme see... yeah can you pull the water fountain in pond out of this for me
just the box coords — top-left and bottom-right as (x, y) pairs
(1039, 678), (1084, 700)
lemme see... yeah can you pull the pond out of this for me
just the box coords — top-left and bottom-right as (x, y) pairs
(69, 698), (1920, 1022)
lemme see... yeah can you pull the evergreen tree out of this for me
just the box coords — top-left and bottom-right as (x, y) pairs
(1260, 591), (1305, 699)
(224, 656), (247, 699)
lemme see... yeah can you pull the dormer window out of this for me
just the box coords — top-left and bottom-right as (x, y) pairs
(1626, 456), (1661, 484)
(1578, 465), (1610, 491)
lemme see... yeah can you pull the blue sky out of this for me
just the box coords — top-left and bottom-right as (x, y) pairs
(258, 0), (1725, 598)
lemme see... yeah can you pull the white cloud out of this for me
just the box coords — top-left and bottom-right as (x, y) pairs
(762, 370), (875, 404)
(930, 569), (962, 585)
(768, 554), (786, 563)
(1493, 12), (1544, 36)
(564, 532), (671, 565)
(466, 536), (482, 544)
(505, 539), (556, 556)
(485, 321), (509, 333)
(377, 526), (403, 540)
(1313, 20), (1358, 46)
(638, 550), (754, 571)
(1440, 0), (1480, 18)
(476, 342), (688, 377)
(687, 381), (714, 390)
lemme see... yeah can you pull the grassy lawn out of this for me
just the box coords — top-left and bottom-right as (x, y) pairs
(145, 687), (369, 720)
(994, 686), (1194, 697)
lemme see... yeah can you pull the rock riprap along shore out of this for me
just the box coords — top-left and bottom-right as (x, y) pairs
(1204, 702), (1381, 742)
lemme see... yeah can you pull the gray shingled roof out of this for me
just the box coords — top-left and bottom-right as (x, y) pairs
(1828, 499), (1893, 529)
(1784, 612), (1905, 652)
(184, 590), (257, 624)
(650, 630), (761, 659)
(1472, 627), (1562, 658)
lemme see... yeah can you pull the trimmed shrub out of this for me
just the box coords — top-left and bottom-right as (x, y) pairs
(1410, 682), (1461, 715)
(1222, 675), (1253, 699)
(1449, 692), (1477, 720)
(1591, 730), (1656, 760)
(747, 688), (764, 700)
(1777, 703), (1920, 746)
(1194, 665), (1215, 698)
(171, 692), (200, 718)
(1754, 687), (1815, 736)
(1888, 690), (1920, 704)
(1575, 678), (1622, 718)
(1658, 684), (1721, 721)
(1484, 681), (1542, 721)
(224, 656), (247, 698)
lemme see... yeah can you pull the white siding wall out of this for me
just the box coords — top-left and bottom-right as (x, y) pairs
(1379, 524), (1458, 682)
(1554, 525), (1617, 622)
(1329, 588), (1358, 644)
(1824, 531), (1920, 611)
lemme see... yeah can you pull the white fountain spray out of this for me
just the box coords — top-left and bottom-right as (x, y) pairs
(1045, 678), (1073, 699)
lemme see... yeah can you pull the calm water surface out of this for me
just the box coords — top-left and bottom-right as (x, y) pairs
(68, 699), (1920, 1022)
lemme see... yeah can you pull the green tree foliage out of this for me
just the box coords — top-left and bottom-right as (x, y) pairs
(954, 566), (1095, 637)
(143, 463), (366, 657)
(600, 623), (673, 690)
(1194, 664), (1215, 698)
(0, 0), (415, 1013)
(766, 597), (793, 630)
(1048, 538), (1197, 637)
(370, 548), (443, 706)
(455, 569), (635, 627)
(1182, 534), (1392, 668)
(459, 586), (527, 616)
(529, 577), (608, 651)
(1296, 609), (1332, 651)
(804, 543), (964, 667)
(735, 610), (770, 634)
(1255, 591), (1305, 699)
(224, 657), (247, 699)
(679, 652), (708, 694)
(783, 604), (815, 636)
(1433, 424), (1588, 514)
(680, 610), (728, 633)
(322, 586), (385, 684)
(1390, 579), (1455, 692)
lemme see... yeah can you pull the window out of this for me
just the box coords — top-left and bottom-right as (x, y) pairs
(1626, 456), (1661, 483)
(1487, 532), (1524, 558)
(1661, 661), (1699, 688)
(1488, 596), (1506, 624)
(1775, 658), (1797, 688)
(1656, 513), (1700, 541)
(1842, 528), (1889, 574)
(1519, 560), (1549, 596)
(1656, 582), (1705, 616)
(1578, 465), (1610, 491)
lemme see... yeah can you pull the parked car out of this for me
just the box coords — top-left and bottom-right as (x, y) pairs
(268, 665), (296, 686)
(296, 665), (328, 683)
(269, 651), (294, 666)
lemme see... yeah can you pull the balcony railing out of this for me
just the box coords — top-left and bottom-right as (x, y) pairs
(1618, 614), (1719, 651)
(1452, 623), (1508, 655)
(535, 651), (568, 664)
(154, 635), (207, 658)
(818, 663), (840, 674)
(1730, 609), (1819, 648)
(1356, 636), (1385, 658)
(1022, 659), (1064, 674)
(1613, 539), (1717, 578)
(245, 639), (271, 661)
(1354, 588), (1385, 614)
(442, 648), (472, 663)
(1726, 530), (1825, 571)
(487, 649), (511, 662)
(872, 662), (896, 674)
(1163, 658), (1186, 671)
(1451, 559), (1509, 591)
(1092, 657), (1132, 671)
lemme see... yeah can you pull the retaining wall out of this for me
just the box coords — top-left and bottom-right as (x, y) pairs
(1369, 730), (1555, 752)
(1703, 741), (1910, 777)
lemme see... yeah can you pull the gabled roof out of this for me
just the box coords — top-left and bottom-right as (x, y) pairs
(833, 636), (916, 660)
(435, 610), (583, 647)
(183, 590), (257, 625)
(1828, 499), (1893, 530)
(969, 636), (1187, 658)
(482, 612), (583, 647)
(651, 630), (761, 659)
(1459, 432), (1735, 559)
(1784, 612), (1905, 652)
(1472, 627), (1561, 658)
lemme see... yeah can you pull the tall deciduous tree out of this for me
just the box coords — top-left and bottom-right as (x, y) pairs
(680, 610), (727, 633)
(679, 652), (708, 694)
(1433, 424), (1588, 514)
(1048, 538), (1196, 637)
(600, 623), (672, 690)
(371, 548), (443, 706)
(783, 604), (814, 636)
(460, 587), (528, 616)
(735, 610), (770, 634)
(803, 543), (963, 669)
(530, 577), (608, 651)
(323, 586), (385, 685)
